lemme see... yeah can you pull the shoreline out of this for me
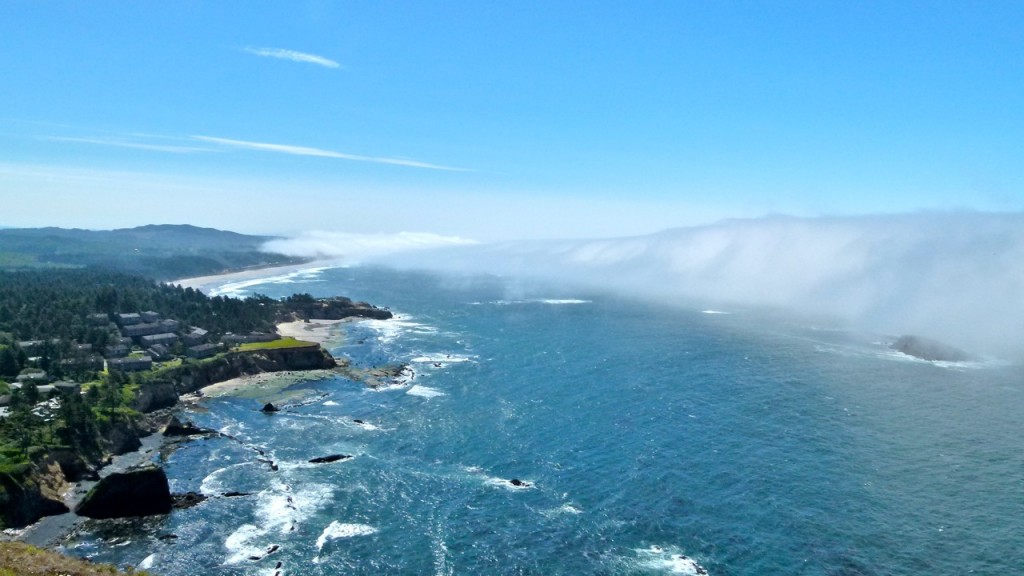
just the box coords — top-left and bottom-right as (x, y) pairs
(172, 259), (343, 294)
(275, 318), (352, 346)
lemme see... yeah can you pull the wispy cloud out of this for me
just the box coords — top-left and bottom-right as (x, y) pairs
(262, 231), (479, 260)
(43, 135), (213, 154)
(243, 47), (340, 68)
(193, 135), (471, 172)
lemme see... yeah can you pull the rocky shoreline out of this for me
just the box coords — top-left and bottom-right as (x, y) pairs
(3, 343), (341, 543)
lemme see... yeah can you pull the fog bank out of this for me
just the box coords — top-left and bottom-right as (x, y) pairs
(271, 214), (1024, 358)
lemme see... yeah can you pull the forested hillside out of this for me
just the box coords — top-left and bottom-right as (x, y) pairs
(0, 224), (307, 279)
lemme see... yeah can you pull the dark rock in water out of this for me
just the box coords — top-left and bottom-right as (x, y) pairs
(510, 478), (531, 487)
(223, 491), (251, 498)
(309, 454), (353, 464)
(75, 465), (172, 519)
(891, 335), (973, 362)
(163, 415), (216, 437)
(172, 491), (207, 509)
(353, 419), (364, 424)
(158, 533), (178, 540)
(261, 402), (280, 413)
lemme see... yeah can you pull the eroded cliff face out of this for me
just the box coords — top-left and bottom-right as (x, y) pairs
(0, 455), (72, 529)
(176, 346), (337, 395)
(4, 346), (338, 528)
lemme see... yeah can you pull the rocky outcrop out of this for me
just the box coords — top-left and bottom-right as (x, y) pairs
(171, 346), (337, 395)
(132, 379), (179, 413)
(282, 296), (393, 321)
(308, 454), (352, 464)
(0, 467), (69, 529)
(75, 466), (172, 519)
(162, 416), (217, 437)
(891, 335), (973, 362)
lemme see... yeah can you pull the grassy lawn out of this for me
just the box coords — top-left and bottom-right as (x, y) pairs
(237, 337), (317, 351)
(0, 542), (150, 575)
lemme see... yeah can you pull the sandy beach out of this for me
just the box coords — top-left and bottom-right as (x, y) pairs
(171, 260), (341, 294)
(275, 318), (352, 346)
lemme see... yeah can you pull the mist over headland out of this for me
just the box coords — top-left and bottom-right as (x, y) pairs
(265, 213), (1024, 359)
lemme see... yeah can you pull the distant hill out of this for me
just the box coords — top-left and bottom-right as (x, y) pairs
(0, 224), (308, 279)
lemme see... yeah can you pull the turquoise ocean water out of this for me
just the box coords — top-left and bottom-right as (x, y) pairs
(64, 266), (1023, 575)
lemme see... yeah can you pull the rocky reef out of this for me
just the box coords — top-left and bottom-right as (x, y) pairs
(891, 335), (974, 362)
(3, 344), (338, 529)
(74, 466), (172, 519)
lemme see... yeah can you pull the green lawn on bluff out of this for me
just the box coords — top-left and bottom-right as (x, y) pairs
(236, 337), (317, 351)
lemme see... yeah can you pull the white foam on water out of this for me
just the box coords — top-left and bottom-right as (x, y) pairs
(137, 553), (156, 570)
(410, 354), (474, 364)
(223, 479), (336, 563)
(315, 521), (378, 551)
(634, 545), (708, 575)
(323, 400), (340, 406)
(489, 298), (591, 306)
(200, 462), (254, 496)
(407, 385), (446, 398)
(540, 503), (583, 517)
(484, 476), (534, 490)
(313, 521), (379, 563)
(701, 309), (730, 314)
(359, 315), (431, 345)
(224, 524), (265, 565)
(208, 267), (329, 298)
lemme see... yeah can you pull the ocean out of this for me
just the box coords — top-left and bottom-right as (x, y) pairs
(62, 265), (1023, 575)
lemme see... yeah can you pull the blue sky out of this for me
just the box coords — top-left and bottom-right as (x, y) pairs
(2, 1), (1022, 240)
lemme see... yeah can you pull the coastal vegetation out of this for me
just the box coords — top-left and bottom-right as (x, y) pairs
(0, 265), (390, 529)
(0, 224), (307, 280)
(0, 541), (150, 575)
(236, 337), (318, 351)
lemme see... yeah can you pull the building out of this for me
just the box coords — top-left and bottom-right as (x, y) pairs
(221, 332), (277, 345)
(116, 313), (142, 326)
(147, 344), (172, 361)
(122, 322), (164, 338)
(140, 333), (178, 347)
(186, 343), (220, 359)
(108, 356), (153, 372)
(141, 311), (161, 323)
(183, 327), (209, 346)
(61, 355), (105, 371)
(105, 344), (130, 359)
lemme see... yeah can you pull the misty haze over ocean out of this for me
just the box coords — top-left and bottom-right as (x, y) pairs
(267, 213), (1024, 359)
(67, 263), (1023, 575)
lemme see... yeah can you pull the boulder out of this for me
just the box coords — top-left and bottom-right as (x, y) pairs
(163, 416), (216, 437)
(261, 403), (280, 413)
(172, 491), (207, 509)
(308, 454), (352, 464)
(75, 466), (172, 519)
(891, 335), (973, 362)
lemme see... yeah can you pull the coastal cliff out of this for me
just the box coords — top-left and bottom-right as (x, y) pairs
(3, 344), (338, 529)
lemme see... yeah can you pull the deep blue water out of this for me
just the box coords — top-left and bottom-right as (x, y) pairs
(64, 266), (1024, 575)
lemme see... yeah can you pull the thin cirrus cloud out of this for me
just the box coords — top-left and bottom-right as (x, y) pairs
(42, 135), (214, 154)
(242, 47), (341, 68)
(193, 135), (471, 172)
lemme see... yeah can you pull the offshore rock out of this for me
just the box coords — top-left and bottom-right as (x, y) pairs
(261, 403), (280, 413)
(308, 454), (352, 464)
(172, 491), (207, 509)
(75, 466), (172, 519)
(163, 415), (216, 437)
(891, 335), (973, 362)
